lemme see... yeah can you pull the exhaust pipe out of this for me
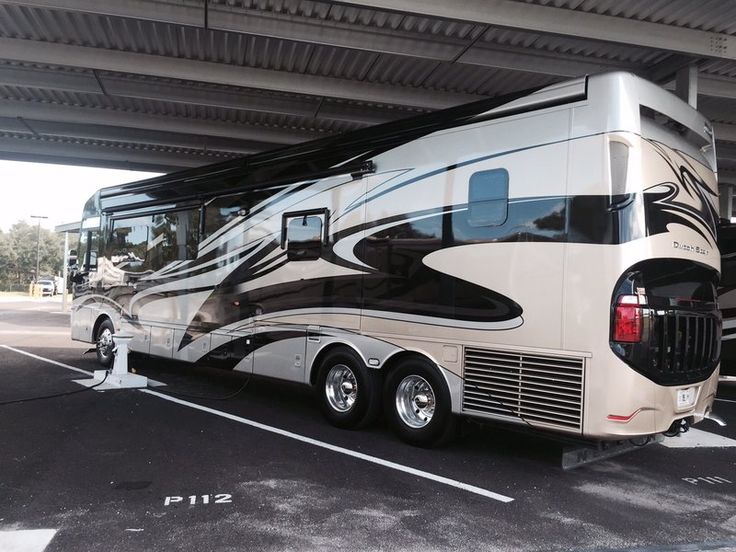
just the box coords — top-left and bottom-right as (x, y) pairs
(664, 418), (690, 437)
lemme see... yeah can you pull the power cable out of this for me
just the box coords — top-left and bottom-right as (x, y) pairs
(156, 374), (251, 401)
(0, 371), (109, 406)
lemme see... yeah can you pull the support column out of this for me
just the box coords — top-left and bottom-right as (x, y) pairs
(675, 64), (698, 109)
(720, 184), (734, 221)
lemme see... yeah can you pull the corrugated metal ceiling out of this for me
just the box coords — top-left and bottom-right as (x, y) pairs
(0, 0), (732, 178)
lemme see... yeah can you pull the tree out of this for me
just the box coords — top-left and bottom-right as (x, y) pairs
(0, 220), (63, 288)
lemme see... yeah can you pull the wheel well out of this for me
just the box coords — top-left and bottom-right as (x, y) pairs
(91, 314), (111, 341)
(381, 350), (438, 377)
(309, 342), (363, 386)
(308, 346), (440, 386)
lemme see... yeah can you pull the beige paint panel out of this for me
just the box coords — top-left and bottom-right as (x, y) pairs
(419, 242), (565, 349)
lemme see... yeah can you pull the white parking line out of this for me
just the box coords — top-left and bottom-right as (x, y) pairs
(0, 529), (57, 552)
(0, 345), (514, 503)
(715, 398), (736, 404)
(141, 389), (514, 502)
(0, 344), (91, 375)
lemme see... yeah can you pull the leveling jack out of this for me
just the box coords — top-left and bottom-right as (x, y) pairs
(75, 333), (148, 390)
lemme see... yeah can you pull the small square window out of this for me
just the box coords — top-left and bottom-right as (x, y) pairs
(468, 169), (509, 227)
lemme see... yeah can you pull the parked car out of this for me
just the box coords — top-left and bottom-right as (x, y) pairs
(37, 279), (55, 297)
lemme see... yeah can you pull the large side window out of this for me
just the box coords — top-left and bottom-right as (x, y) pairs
(148, 209), (200, 271)
(109, 216), (150, 272)
(203, 195), (246, 240)
(468, 169), (509, 227)
(282, 210), (328, 261)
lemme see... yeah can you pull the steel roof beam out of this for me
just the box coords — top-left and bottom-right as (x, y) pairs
(715, 123), (736, 144)
(699, 75), (736, 101)
(0, 150), (178, 173)
(0, 37), (478, 110)
(718, 143), (736, 163)
(0, 97), (321, 145)
(0, 63), (103, 94)
(0, 0), (686, 80)
(0, 134), (217, 171)
(0, 64), (319, 117)
(5, 0), (736, 62)
(0, 64), (407, 124)
(0, 0), (467, 61)
(457, 43), (626, 77)
(0, 116), (275, 154)
(335, 0), (736, 61)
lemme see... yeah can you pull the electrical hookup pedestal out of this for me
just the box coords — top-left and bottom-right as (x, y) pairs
(76, 333), (148, 390)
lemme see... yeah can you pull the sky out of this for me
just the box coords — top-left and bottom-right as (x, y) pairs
(0, 161), (161, 232)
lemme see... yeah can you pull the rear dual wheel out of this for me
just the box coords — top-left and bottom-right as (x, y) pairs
(317, 349), (457, 446)
(384, 358), (458, 447)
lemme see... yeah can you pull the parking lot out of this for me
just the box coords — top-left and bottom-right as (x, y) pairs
(1, 298), (735, 552)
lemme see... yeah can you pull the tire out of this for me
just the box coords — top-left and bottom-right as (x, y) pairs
(384, 357), (458, 447)
(95, 318), (115, 368)
(317, 347), (382, 429)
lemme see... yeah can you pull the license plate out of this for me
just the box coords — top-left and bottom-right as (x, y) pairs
(677, 387), (696, 408)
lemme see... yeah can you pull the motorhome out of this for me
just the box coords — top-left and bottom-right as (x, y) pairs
(70, 72), (722, 447)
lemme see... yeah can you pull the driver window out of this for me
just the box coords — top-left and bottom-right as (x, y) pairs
(109, 216), (150, 272)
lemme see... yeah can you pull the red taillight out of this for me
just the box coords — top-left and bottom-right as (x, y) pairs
(613, 294), (642, 343)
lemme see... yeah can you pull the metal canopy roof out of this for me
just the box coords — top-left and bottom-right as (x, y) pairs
(0, 0), (734, 185)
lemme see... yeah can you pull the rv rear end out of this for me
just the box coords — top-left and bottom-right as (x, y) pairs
(561, 73), (720, 439)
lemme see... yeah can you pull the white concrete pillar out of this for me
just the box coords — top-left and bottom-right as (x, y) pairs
(675, 64), (698, 109)
(720, 184), (734, 221)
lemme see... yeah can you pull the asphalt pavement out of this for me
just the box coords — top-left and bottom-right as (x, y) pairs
(1, 297), (735, 552)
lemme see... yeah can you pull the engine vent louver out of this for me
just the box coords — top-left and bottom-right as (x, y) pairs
(463, 347), (584, 432)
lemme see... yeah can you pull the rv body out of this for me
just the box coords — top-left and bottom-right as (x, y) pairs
(71, 72), (721, 442)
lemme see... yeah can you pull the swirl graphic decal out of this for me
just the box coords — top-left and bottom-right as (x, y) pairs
(643, 139), (718, 248)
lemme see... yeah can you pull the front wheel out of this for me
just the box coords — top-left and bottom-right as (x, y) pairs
(95, 319), (115, 368)
(317, 347), (382, 429)
(384, 358), (458, 447)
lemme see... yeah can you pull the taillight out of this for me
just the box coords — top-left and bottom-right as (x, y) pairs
(613, 295), (642, 343)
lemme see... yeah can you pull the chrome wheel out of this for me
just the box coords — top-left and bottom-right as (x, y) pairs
(395, 375), (435, 428)
(97, 327), (114, 362)
(324, 364), (358, 413)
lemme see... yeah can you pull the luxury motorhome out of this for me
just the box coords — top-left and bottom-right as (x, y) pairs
(70, 72), (722, 447)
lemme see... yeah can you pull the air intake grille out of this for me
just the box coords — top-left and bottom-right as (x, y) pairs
(649, 310), (720, 385)
(463, 347), (584, 431)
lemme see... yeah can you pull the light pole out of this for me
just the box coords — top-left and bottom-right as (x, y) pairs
(30, 215), (48, 283)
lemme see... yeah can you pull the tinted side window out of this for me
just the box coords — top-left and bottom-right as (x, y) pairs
(148, 210), (200, 271)
(204, 195), (245, 239)
(468, 169), (509, 227)
(109, 216), (150, 272)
